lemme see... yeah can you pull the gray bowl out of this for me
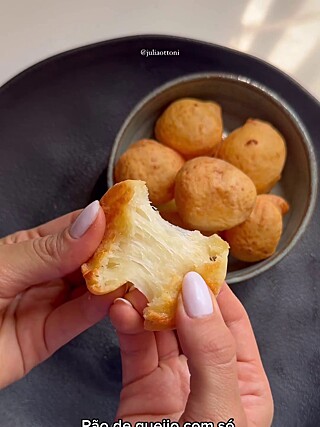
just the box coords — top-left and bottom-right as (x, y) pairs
(107, 73), (318, 283)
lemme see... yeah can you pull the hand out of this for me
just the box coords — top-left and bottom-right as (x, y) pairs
(0, 201), (124, 390)
(110, 273), (273, 426)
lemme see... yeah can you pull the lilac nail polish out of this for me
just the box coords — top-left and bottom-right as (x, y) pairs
(182, 272), (213, 318)
(114, 298), (132, 307)
(70, 200), (100, 239)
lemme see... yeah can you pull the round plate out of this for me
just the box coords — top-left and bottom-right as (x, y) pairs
(0, 35), (319, 427)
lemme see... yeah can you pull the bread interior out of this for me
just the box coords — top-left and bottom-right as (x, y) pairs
(97, 182), (228, 303)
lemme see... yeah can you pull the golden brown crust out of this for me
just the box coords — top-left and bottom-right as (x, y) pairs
(114, 139), (185, 205)
(155, 98), (223, 158)
(258, 194), (290, 215)
(144, 275), (181, 330)
(81, 182), (134, 294)
(224, 195), (283, 262)
(144, 259), (224, 330)
(174, 157), (257, 232)
(218, 119), (286, 194)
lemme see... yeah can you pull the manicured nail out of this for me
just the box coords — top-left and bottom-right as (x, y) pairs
(182, 272), (213, 318)
(114, 298), (133, 307)
(70, 200), (100, 239)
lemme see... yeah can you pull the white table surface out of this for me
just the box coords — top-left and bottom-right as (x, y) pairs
(1, 0), (320, 100)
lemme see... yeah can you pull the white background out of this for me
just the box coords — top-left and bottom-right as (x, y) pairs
(1, 0), (320, 99)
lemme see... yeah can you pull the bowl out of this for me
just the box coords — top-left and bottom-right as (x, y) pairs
(107, 73), (318, 283)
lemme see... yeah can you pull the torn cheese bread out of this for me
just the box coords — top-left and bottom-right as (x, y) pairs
(81, 180), (229, 330)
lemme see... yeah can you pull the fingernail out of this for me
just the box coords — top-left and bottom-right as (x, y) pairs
(70, 200), (100, 239)
(114, 298), (132, 307)
(182, 272), (213, 318)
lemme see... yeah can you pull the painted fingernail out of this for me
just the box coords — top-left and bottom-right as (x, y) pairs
(70, 200), (100, 239)
(182, 272), (213, 318)
(114, 298), (133, 307)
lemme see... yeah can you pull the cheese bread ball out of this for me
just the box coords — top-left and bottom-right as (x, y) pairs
(224, 195), (285, 262)
(155, 98), (223, 158)
(114, 139), (185, 205)
(218, 119), (286, 194)
(258, 194), (290, 215)
(174, 157), (257, 233)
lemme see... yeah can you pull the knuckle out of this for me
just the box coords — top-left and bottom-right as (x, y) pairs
(32, 234), (62, 264)
(197, 328), (236, 365)
(0, 229), (40, 245)
(0, 231), (22, 245)
(229, 310), (250, 329)
(0, 262), (13, 294)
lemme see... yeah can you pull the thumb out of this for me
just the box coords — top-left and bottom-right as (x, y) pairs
(176, 272), (246, 426)
(0, 201), (104, 297)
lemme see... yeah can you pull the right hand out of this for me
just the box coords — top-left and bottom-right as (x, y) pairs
(110, 273), (273, 426)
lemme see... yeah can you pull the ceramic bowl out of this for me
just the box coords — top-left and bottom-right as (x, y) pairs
(107, 73), (318, 283)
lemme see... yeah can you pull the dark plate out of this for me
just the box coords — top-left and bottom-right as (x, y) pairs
(0, 35), (319, 427)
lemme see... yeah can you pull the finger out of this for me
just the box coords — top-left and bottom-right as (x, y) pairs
(217, 282), (273, 416)
(0, 201), (105, 298)
(35, 210), (81, 236)
(110, 298), (144, 335)
(217, 283), (264, 365)
(124, 288), (148, 315)
(125, 288), (180, 360)
(110, 299), (158, 386)
(44, 286), (126, 355)
(176, 272), (246, 425)
(0, 210), (81, 245)
(155, 331), (180, 361)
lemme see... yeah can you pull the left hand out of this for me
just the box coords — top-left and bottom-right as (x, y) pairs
(0, 201), (125, 389)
